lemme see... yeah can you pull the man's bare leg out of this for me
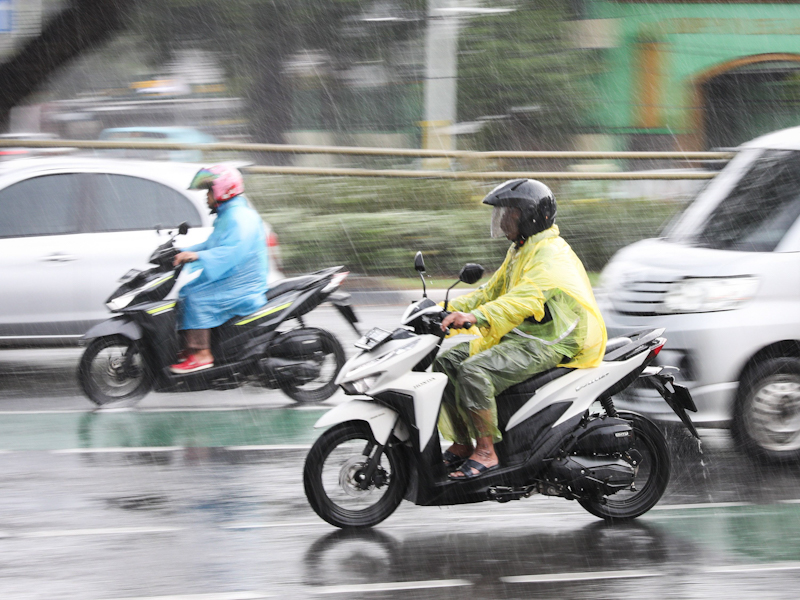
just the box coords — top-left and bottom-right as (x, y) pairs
(449, 409), (499, 477)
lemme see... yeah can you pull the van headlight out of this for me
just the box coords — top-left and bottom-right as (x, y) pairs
(662, 276), (758, 313)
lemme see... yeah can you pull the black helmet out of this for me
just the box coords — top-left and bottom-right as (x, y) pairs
(482, 178), (557, 243)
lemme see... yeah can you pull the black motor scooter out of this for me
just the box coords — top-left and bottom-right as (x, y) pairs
(78, 223), (359, 406)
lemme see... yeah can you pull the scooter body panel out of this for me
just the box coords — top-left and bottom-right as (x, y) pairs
(314, 400), (408, 445)
(81, 316), (143, 342)
(505, 351), (650, 431)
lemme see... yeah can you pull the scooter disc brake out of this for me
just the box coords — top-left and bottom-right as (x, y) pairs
(339, 456), (388, 497)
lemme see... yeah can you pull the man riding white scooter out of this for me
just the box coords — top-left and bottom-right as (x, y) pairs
(436, 179), (608, 479)
(170, 165), (268, 374)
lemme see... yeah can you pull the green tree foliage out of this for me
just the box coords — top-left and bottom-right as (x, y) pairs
(246, 176), (685, 277)
(457, 1), (596, 150)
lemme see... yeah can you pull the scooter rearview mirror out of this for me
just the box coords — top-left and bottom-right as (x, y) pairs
(414, 252), (426, 273)
(178, 222), (189, 236)
(414, 251), (428, 298)
(459, 263), (484, 286)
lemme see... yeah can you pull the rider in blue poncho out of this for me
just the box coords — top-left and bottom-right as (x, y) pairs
(170, 165), (268, 374)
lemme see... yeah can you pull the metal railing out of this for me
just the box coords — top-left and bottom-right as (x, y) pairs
(0, 138), (733, 180)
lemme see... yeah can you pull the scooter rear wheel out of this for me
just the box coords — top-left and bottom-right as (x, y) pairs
(578, 411), (670, 522)
(304, 421), (408, 528)
(78, 335), (152, 406)
(279, 328), (346, 403)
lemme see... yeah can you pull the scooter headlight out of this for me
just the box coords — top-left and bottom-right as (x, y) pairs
(106, 292), (137, 311)
(341, 373), (383, 395)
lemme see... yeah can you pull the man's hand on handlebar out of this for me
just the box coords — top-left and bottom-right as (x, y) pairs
(173, 251), (199, 267)
(440, 311), (477, 332)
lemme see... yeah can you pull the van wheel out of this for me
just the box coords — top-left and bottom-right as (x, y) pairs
(78, 336), (152, 406)
(733, 357), (800, 464)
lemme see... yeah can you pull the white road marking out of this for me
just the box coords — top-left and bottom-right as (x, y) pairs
(704, 562), (800, 574)
(47, 445), (315, 454)
(0, 526), (182, 539)
(94, 593), (272, 600)
(501, 570), (661, 584)
(651, 502), (753, 510)
(312, 579), (472, 594)
(52, 447), (184, 454)
(223, 444), (313, 451)
(221, 522), (323, 530)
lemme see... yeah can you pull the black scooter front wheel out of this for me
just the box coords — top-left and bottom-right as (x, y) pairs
(304, 422), (408, 528)
(279, 328), (346, 403)
(78, 335), (152, 406)
(578, 411), (670, 522)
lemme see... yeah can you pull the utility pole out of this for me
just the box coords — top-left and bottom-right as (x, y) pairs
(422, 0), (459, 165)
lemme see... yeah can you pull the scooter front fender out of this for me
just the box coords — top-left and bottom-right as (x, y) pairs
(80, 317), (142, 344)
(314, 400), (409, 445)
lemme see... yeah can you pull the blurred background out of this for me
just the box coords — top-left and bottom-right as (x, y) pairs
(12, 0), (800, 278)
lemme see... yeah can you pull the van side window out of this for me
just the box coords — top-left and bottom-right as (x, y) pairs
(0, 174), (81, 238)
(89, 174), (202, 232)
(695, 150), (800, 251)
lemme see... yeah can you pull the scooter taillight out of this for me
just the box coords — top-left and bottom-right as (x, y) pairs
(647, 342), (665, 361)
(267, 231), (279, 248)
(323, 271), (349, 293)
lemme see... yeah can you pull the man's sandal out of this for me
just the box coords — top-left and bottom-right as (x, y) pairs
(442, 450), (468, 469)
(448, 458), (499, 480)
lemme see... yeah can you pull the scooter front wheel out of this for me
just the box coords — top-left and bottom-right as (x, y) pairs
(304, 421), (408, 528)
(78, 335), (152, 406)
(578, 411), (670, 522)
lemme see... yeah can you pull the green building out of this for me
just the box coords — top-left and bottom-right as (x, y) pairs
(578, 1), (800, 150)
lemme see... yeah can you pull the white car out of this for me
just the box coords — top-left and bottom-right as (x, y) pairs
(0, 157), (282, 346)
(599, 126), (800, 463)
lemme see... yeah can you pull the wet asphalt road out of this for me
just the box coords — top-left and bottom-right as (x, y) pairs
(2, 306), (800, 599)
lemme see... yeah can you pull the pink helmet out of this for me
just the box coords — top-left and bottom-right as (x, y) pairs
(188, 164), (244, 202)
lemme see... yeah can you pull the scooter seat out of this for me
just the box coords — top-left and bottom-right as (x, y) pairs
(267, 275), (319, 299)
(604, 337), (632, 355)
(500, 366), (574, 399)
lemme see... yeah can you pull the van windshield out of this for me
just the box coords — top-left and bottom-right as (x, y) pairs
(692, 149), (800, 251)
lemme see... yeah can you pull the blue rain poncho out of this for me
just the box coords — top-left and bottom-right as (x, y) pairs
(178, 195), (268, 330)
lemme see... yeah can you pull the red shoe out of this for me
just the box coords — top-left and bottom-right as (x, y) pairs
(170, 354), (214, 374)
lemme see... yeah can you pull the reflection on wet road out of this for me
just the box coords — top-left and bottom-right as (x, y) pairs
(0, 408), (326, 451)
(2, 307), (800, 598)
(0, 432), (799, 599)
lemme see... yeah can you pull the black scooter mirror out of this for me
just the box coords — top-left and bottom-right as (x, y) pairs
(459, 263), (484, 285)
(178, 222), (189, 236)
(414, 251), (428, 298)
(444, 263), (484, 312)
(414, 252), (426, 273)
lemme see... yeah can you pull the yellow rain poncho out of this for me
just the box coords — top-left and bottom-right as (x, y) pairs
(452, 224), (605, 367)
(435, 225), (607, 443)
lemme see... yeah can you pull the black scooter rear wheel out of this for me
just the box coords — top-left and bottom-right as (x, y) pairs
(304, 422), (408, 528)
(578, 411), (670, 522)
(279, 328), (346, 403)
(78, 335), (152, 406)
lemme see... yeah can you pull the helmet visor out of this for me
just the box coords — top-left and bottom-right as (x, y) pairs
(188, 168), (216, 191)
(490, 206), (520, 239)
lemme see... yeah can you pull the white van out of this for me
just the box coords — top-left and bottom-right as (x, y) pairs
(598, 126), (800, 463)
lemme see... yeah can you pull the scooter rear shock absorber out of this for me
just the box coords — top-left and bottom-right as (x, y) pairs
(600, 396), (618, 418)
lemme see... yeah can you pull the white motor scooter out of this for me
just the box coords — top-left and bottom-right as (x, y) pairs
(303, 252), (699, 529)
